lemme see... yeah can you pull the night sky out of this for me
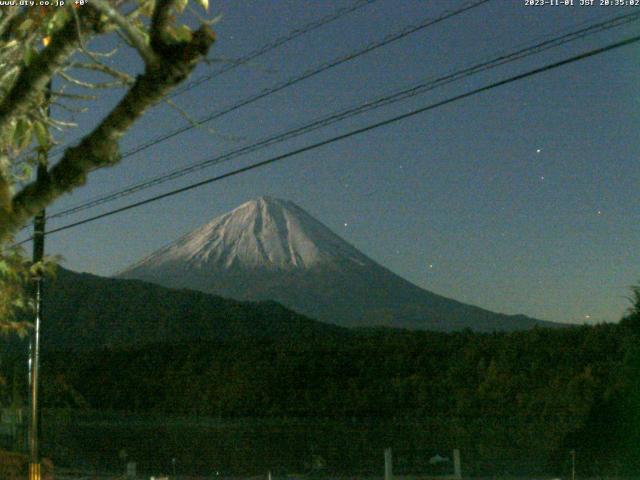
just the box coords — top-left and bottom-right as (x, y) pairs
(22, 0), (640, 325)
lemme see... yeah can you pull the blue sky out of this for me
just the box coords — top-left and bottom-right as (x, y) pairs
(24, 0), (640, 325)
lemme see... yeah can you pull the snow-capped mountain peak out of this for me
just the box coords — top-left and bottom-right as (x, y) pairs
(119, 197), (555, 332)
(123, 196), (370, 273)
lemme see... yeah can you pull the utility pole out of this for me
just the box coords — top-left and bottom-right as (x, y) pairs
(570, 449), (576, 480)
(384, 447), (393, 480)
(28, 79), (51, 480)
(28, 175), (45, 480)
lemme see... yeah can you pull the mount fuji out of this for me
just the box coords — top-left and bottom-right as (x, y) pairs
(118, 197), (557, 331)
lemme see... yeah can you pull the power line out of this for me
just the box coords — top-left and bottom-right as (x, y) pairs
(46, 10), (640, 221)
(45, 0), (492, 218)
(47, 0), (380, 158)
(102, 0), (492, 160)
(17, 32), (639, 245)
(168, 0), (380, 98)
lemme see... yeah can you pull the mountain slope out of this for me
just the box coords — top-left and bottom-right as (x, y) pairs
(119, 197), (559, 332)
(26, 267), (349, 351)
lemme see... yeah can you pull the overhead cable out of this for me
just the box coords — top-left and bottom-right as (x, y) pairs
(47, 0), (381, 158)
(47, 10), (640, 221)
(15, 32), (638, 245)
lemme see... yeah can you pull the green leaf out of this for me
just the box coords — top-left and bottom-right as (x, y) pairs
(0, 155), (9, 172)
(14, 163), (33, 182)
(176, 0), (188, 13)
(140, 0), (156, 17)
(34, 121), (49, 149)
(46, 9), (69, 35)
(195, 0), (209, 11)
(13, 118), (32, 150)
(137, 27), (150, 45)
(1, 119), (16, 147)
(16, 18), (34, 36)
(169, 24), (193, 42)
(23, 45), (37, 66)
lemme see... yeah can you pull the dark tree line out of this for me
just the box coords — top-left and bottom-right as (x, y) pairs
(9, 321), (634, 475)
(2, 287), (639, 475)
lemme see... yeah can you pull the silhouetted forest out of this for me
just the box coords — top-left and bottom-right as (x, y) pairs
(7, 308), (634, 476)
(3, 276), (639, 475)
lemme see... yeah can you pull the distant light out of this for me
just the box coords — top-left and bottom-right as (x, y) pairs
(540, 176), (545, 181)
(429, 264), (433, 269)
(536, 148), (542, 154)
(584, 315), (591, 319)
(344, 223), (348, 227)
(597, 210), (602, 215)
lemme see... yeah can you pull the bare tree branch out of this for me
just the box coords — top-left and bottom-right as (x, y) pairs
(52, 101), (89, 114)
(59, 71), (132, 89)
(0, 6), (21, 39)
(47, 118), (78, 129)
(0, 1), (216, 333)
(0, 7), (29, 42)
(52, 91), (98, 101)
(0, 9), (86, 134)
(83, 47), (120, 58)
(2, 23), (215, 240)
(68, 61), (134, 83)
(151, 0), (178, 50)
(91, 0), (157, 65)
(162, 97), (218, 136)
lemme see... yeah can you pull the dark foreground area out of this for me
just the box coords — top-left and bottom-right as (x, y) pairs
(2, 291), (639, 477)
(35, 411), (608, 478)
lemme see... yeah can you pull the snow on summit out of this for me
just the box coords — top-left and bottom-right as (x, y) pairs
(119, 196), (556, 332)
(124, 196), (371, 273)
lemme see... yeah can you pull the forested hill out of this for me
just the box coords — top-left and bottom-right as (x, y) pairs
(4, 267), (639, 474)
(33, 317), (640, 475)
(33, 267), (350, 350)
